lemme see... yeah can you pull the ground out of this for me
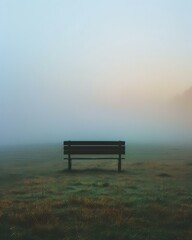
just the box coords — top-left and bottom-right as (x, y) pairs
(0, 143), (192, 240)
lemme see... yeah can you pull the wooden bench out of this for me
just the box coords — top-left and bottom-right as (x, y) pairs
(63, 141), (125, 172)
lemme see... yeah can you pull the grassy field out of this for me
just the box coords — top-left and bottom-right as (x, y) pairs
(0, 143), (192, 240)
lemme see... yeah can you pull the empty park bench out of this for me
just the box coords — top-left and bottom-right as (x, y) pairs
(63, 141), (125, 172)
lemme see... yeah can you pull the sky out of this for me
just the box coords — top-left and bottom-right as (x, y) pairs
(0, 0), (192, 146)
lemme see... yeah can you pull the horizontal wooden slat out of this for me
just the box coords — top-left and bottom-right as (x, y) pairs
(64, 146), (125, 154)
(64, 141), (125, 146)
(64, 157), (125, 160)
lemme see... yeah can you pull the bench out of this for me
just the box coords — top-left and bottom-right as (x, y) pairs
(63, 141), (125, 172)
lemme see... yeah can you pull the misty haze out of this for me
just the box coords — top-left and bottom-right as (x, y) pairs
(1, 1), (192, 146)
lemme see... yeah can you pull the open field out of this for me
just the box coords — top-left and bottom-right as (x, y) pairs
(0, 143), (192, 240)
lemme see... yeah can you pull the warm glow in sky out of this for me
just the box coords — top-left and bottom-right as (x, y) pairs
(0, 0), (192, 145)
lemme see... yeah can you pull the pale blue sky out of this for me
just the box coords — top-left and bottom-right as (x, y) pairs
(0, 0), (192, 145)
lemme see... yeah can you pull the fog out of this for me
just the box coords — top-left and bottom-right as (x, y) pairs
(1, 0), (192, 146)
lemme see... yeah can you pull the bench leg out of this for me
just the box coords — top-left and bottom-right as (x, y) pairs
(68, 154), (72, 170)
(118, 155), (121, 172)
(68, 160), (71, 170)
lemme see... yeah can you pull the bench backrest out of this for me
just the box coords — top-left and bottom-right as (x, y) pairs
(64, 141), (125, 155)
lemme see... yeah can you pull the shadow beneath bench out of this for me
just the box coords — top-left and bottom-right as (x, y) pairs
(61, 168), (125, 175)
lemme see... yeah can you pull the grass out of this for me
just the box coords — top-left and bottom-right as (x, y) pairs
(0, 143), (192, 239)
